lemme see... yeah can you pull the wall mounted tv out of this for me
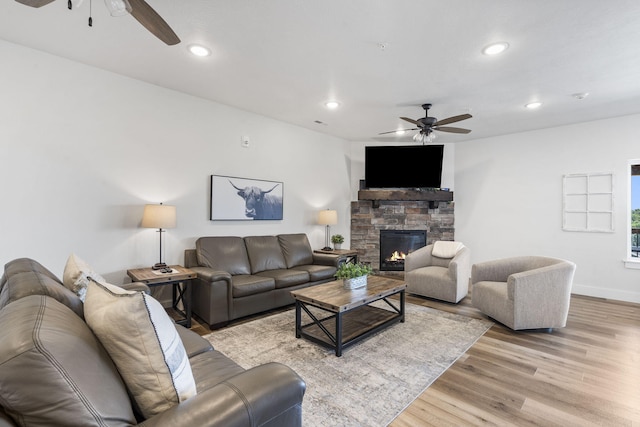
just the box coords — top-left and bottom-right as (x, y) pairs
(364, 144), (444, 189)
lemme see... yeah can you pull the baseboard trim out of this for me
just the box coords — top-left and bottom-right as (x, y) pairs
(572, 284), (640, 304)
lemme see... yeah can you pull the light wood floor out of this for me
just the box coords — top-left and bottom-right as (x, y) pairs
(188, 293), (640, 426)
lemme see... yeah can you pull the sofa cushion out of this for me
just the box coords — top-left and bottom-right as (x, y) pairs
(196, 236), (251, 275)
(0, 295), (136, 426)
(278, 234), (314, 268)
(189, 350), (246, 393)
(291, 264), (337, 282)
(84, 280), (197, 419)
(62, 253), (106, 302)
(245, 236), (287, 273)
(256, 269), (310, 289)
(0, 271), (84, 318)
(232, 274), (276, 298)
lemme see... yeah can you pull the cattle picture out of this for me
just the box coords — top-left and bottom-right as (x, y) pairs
(210, 175), (284, 221)
(229, 180), (283, 220)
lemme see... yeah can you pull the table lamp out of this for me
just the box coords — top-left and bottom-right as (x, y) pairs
(318, 209), (337, 251)
(141, 203), (176, 270)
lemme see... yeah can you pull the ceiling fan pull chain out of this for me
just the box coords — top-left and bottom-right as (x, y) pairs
(68, 0), (72, 9)
(88, 0), (93, 27)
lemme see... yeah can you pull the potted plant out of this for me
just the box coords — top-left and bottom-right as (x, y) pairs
(331, 234), (344, 250)
(335, 262), (373, 289)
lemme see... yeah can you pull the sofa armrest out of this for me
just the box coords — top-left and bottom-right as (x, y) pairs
(139, 362), (305, 427)
(190, 266), (232, 284)
(312, 253), (341, 267)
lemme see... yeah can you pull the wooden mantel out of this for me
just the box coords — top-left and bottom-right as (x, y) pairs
(358, 189), (453, 208)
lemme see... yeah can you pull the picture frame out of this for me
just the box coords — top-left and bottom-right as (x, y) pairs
(210, 175), (283, 221)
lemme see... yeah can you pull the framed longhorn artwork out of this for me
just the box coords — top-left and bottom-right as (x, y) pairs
(210, 175), (284, 221)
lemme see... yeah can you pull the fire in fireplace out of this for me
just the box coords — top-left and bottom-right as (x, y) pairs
(379, 230), (427, 271)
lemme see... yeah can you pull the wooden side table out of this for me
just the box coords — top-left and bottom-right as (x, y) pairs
(126, 265), (196, 328)
(314, 248), (359, 264)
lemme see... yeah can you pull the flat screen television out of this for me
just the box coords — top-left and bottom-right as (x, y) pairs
(364, 145), (444, 189)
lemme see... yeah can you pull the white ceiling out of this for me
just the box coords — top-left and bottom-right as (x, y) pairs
(2, 0), (640, 142)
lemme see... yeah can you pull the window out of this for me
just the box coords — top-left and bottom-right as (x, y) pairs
(629, 161), (640, 260)
(563, 172), (614, 232)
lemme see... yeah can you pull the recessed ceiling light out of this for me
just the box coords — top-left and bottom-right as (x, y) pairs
(188, 44), (211, 57)
(482, 42), (509, 55)
(525, 101), (543, 109)
(325, 101), (340, 109)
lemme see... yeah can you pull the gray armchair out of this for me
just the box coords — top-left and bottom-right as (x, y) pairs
(404, 242), (471, 303)
(471, 256), (576, 330)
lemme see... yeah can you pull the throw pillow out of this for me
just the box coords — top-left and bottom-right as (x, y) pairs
(84, 280), (197, 419)
(432, 241), (464, 259)
(62, 254), (106, 302)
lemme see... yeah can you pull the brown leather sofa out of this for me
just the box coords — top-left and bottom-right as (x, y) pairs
(0, 258), (305, 427)
(185, 233), (340, 329)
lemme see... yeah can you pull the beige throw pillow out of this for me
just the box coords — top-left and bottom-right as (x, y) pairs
(62, 254), (106, 302)
(84, 280), (197, 419)
(432, 241), (464, 259)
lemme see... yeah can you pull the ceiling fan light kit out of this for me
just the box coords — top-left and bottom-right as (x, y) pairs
(104, 0), (131, 17)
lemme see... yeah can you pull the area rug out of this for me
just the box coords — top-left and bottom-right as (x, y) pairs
(203, 302), (492, 426)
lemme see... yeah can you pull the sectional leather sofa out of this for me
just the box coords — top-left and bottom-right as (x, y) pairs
(0, 258), (305, 427)
(185, 233), (341, 329)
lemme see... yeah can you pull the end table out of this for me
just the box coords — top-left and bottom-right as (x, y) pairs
(314, 248), (359, 264)
(126, 265), (196, 328)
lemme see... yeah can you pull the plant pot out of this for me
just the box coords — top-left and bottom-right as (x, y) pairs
(334, 243), (342, 250)
(343, 275), (367, 290)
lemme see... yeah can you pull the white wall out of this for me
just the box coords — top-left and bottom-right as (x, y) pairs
(0, 40), (352, 283)
(455, 114), (640, 303)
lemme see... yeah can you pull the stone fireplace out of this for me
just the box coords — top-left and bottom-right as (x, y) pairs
(351, 189), (454, 275)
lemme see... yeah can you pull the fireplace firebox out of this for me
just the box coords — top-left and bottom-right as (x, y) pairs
(379, 230), (427, 271)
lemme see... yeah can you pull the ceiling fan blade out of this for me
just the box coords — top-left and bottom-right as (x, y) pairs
(400, 117), (420, 125)
(14, 0), (55, 7)
(434, 126), (471, 134)
(128, 0), (180, 45)
(435, 113), (472, 126)
(378, 127), (419, 135)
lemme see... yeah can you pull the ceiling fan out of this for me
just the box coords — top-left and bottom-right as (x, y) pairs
(379, 103), (472, 143)
(14, 0), (180, 45)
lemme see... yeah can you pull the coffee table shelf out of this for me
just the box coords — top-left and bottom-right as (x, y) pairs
(291, 276), (406, 356)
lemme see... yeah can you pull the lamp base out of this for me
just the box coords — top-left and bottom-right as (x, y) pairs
(151, 262), (168, 270)
(321, 246), (333, 251)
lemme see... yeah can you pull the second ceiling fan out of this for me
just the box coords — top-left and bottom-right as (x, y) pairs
(380, 103), (472, 142)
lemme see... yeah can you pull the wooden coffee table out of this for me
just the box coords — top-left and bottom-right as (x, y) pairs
(290, 275), (406, 356)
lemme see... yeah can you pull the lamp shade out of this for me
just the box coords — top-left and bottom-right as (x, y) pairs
(318, 209), (337, 226)
(141, 204), (176, 229)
